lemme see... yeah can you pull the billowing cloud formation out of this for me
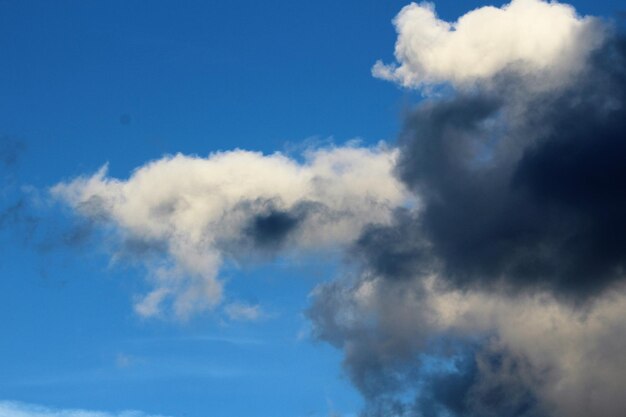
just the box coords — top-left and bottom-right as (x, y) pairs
(308, 2), (626, 417)
(393, 36), (626, 300)
(373, 0), (605, 89)
(48, 1), (626, 416)
(310, 276), (626, 417)
(52, 145), (406, 319)
(0, 401), (170, 417)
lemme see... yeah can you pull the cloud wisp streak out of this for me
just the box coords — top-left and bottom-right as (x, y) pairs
(0, 401), (171, 417)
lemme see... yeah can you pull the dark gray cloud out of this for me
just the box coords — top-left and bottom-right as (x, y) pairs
(217, 198), (329, 257)
(412, 346), (545, 417)
(308, 275), (550, 417)
(247, 209), (299, 245)
(309, 30), (626, 417)
(352, 208), (434, 281)
(244, 203), (310, 249)
(383, 36), (626, 300)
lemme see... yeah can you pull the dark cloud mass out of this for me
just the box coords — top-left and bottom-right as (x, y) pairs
(246, 208), (303, 248)
(217, 198), (329, 258)
(395, 36), (626, 298)
(413, 347), (544, 417)
(352, 209), (434, 281)
(309, 31), (626, 417)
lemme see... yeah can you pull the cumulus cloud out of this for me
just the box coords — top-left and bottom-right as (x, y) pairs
(393, 36), (626, 300)
(52, 144), (406, 320)
(308, 2), (626, 417)
(309, 274), (626, 417)
(373, 0), (606, 90)
(45, 1), (626, 416)
(0, 401), (170, 417)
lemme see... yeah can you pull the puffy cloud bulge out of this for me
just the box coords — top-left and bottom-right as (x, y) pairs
(309, 1), (626, 417)
(52, 145), (406, 319)
(310, 275), (626, 417)
(373, 0), (605, 89)
(51, 0), (626, 416)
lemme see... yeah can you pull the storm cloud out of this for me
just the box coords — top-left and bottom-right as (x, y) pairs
(309, 2), (626, 417)
(395, 35), (626, 299)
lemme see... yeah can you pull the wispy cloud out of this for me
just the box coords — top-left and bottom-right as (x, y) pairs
(124, 333), (268, 347)
(10, 357), (247, 388)
(224, 302), (268, 322)
(0, 401), (170, 417)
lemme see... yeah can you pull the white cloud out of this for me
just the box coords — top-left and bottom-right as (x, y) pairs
(0, 401), (170, 417)
(52, 144), (407, 320)
(373, 0), (605, 90)
(224, 302), (266, 321)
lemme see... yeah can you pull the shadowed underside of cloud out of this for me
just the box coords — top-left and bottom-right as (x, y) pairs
(308, 1), (626, 417)
(388, 36), (626, 300)
(0, 401), (170, 417)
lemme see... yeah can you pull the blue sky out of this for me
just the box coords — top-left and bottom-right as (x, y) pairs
(1, 1), (625, 417)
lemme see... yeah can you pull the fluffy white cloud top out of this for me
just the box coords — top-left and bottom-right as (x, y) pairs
(373, 0), (605, 90)
(51, 144), (406, 320)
